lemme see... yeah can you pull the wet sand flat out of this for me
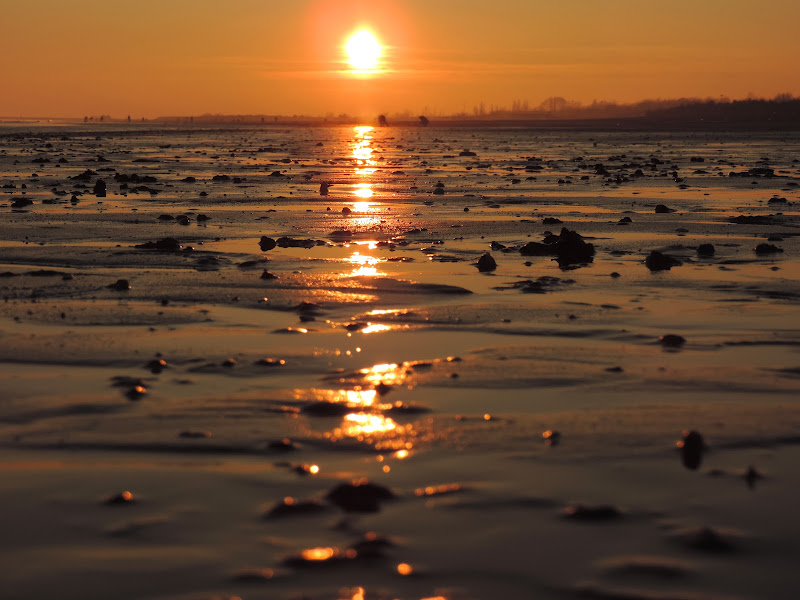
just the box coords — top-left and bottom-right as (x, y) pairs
(1, 123), (799, 600)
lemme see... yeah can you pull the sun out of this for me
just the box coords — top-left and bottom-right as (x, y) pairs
(346, 30), (382, 71)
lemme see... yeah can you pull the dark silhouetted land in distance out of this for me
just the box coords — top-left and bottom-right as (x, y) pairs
(145, 95), (800, 130)
(4, 96), (799, 130)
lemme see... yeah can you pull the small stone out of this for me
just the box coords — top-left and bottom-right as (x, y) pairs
(677, 430), (705, 470)
(755, 243), (783, 255)
(146, 358), (168, 373)
(654, 204), (672, 213)
(104, 490), (135, 505)
(265, 497), (327, 519)
(179, 430), (211, 439)
(268, 438), (297, 451)
(697, 243), (715, 257)
(542, 429), (560, 446)
(108, 279), (131, 291)
(255, 358), (285, 366)
(260, 270), (277, 280)
(126, 385), (147, 400)
(476, 253), (497, 272)
(562, 503), (622, 521)
(259, 236), (277, 251)
(326, 480), (395, 513)
(744, 465), (763, 489)
(645, 251), (681, 271)
(659, 334), (686, 348)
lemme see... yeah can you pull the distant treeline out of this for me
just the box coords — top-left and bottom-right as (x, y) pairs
(95, 94), (800, 129)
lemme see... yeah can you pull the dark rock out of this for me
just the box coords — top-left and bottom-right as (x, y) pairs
(296, 301), (323, 315)
(135, 237), (181, 251)
(654, 204), (672, 213)
(562, 504), (623, 521)
(476, 253), (497, 272)
(146, 359), (167, 373)
(267, 438), (296, 451)
(730, 215), (773, 225)
(265, 498), (327, 519)
(519, 228), (595, 268)
(254, 358), (285, 367)
(93, 180), (106, 197)
(744, 465), (763, 490)
(231, 568), (275, 582)
(301, 402), (351, 417)
(697, 244), (715, 257)
(104, 491), (135, 505)
(108, 279), (131, 291)
(260, 270), (277, 280)
(277, 236), (323, 248)
(672, 526), (737, 553)
(125, 385), (147, 400)
(660, 334), (686, 348)
(326, 480), (395, 512)
(11, 197), (34, 208)
(71, 169), (97, 181)
(259, 236), (277, 251)
(157, 214), (174, 221)
(768, 196), (788, 204)
(212, 174), (230, 182)
(238, 259), (267, 269)
(678, 430), (705, 470)
(755, 243), (783, 255)
(342, 207), (351, 214)
(645, 251), (682, 271)
(542, 217), (562, 225)
(348, 532), (394, 558)
(459, 149), (477, 156)
(179, 430), (211, 439)
(196, 213), (210, 222)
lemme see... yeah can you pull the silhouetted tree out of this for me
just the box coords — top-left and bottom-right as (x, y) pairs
(378, 114), (388, 126)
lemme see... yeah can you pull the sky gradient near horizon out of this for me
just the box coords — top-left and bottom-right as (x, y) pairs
(2, 0), (799, 119)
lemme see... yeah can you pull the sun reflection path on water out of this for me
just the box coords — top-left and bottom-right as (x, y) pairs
(351, 126), (376, 172)
(345, 249), (384, 277)
(305, 362), (422, 450)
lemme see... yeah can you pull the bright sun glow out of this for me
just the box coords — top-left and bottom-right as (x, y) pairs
(346, 31), (382, 70)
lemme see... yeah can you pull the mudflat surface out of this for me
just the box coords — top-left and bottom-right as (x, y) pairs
(1, 123), (799, 600)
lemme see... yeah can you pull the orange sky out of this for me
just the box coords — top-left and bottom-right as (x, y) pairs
(1, 0), (799, 118)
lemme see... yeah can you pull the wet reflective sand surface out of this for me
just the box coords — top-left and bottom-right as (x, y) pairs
(1, 123), (800, 599)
